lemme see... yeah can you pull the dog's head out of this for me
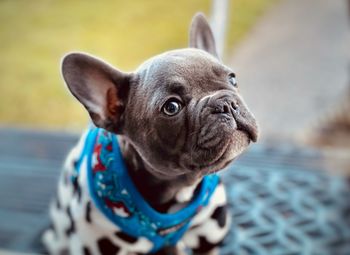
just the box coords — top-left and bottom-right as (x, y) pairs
(62, 13), (258, 179)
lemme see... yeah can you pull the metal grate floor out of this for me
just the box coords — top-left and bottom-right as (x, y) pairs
(0, 128), (349, 254)
(0, 128), (78, 253)
(221, 152), (350, 255)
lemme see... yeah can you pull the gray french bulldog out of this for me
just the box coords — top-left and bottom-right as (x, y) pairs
(43, 13), (258, 255)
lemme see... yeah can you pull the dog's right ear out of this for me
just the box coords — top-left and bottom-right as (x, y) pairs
(189, 13), (219, 59)
(61, 52), (131, 133)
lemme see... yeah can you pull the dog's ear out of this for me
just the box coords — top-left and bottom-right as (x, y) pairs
(62, 52), (130, 133)
(189, 13), (219, 58)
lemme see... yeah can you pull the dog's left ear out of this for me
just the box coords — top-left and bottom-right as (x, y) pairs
(189, 13), (219, 59)
(61, 52), (131, 133)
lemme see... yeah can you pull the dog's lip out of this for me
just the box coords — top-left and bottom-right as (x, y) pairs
(231, 108), (258, 142)
(202, 130), (252, 173)
(187, 140), (231, 172)
(206, 156), (237, 174)
(237, 124), (258, 142)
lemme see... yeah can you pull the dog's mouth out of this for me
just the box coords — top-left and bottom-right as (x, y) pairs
(178, 94), (258, 175)
(184, 128), (251, 173)
(234, 114), (258, 143)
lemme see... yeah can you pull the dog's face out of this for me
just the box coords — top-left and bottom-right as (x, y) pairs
(62, 14), (258, 179)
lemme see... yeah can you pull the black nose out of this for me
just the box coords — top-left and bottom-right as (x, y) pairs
(211, 99), (258, 142)
(211, 101), (239, 114)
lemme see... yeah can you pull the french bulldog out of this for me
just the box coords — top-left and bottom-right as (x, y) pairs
(42, 13), (258, 255)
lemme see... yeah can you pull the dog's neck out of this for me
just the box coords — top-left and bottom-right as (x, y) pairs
(118, 136), (201, 212)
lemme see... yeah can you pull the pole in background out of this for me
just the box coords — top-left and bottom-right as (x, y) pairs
(210, 0), (229, 59)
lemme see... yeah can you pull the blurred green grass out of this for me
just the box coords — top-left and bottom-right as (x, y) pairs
(0, 0), (277, 130)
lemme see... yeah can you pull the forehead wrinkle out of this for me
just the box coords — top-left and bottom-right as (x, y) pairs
(168, 83), (187, 95)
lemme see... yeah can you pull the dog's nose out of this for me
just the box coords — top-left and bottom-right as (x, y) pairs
(211, 100), (239, 115)
(210, 98), (258, 142)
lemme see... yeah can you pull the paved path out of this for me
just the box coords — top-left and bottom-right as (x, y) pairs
(229, 0), (349, 141)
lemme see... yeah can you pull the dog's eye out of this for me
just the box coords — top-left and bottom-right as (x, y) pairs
(162, 99), (182, 116)
(228, 73), (237, 87)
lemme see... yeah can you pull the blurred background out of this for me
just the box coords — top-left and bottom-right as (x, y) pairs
(0, 0), (277, 130)
(0, 0), (349, 254)
(1, 0), (349, 150)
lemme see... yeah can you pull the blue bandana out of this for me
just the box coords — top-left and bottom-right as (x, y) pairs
(75, 128), (219, 253)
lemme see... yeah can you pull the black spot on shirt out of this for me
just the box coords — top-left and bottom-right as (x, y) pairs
(97, 237), (120, 255)
(211, 205), (227, 228)
(65, 206), (75, 236)
(85, 201), (92, 223)
(72, 175), (82, 202)
(192, 236), (222, 253)
(115, 231), (138, 243)
(83, 246), (92, 255)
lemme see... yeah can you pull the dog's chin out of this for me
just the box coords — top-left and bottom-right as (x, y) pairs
(186, 130), (250, 175)
(190, 130), (251, 175)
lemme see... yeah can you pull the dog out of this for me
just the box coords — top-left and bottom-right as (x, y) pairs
(42, 13), (258, 255)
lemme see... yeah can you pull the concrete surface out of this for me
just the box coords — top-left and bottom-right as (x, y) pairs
(229, 0), (350, 141)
